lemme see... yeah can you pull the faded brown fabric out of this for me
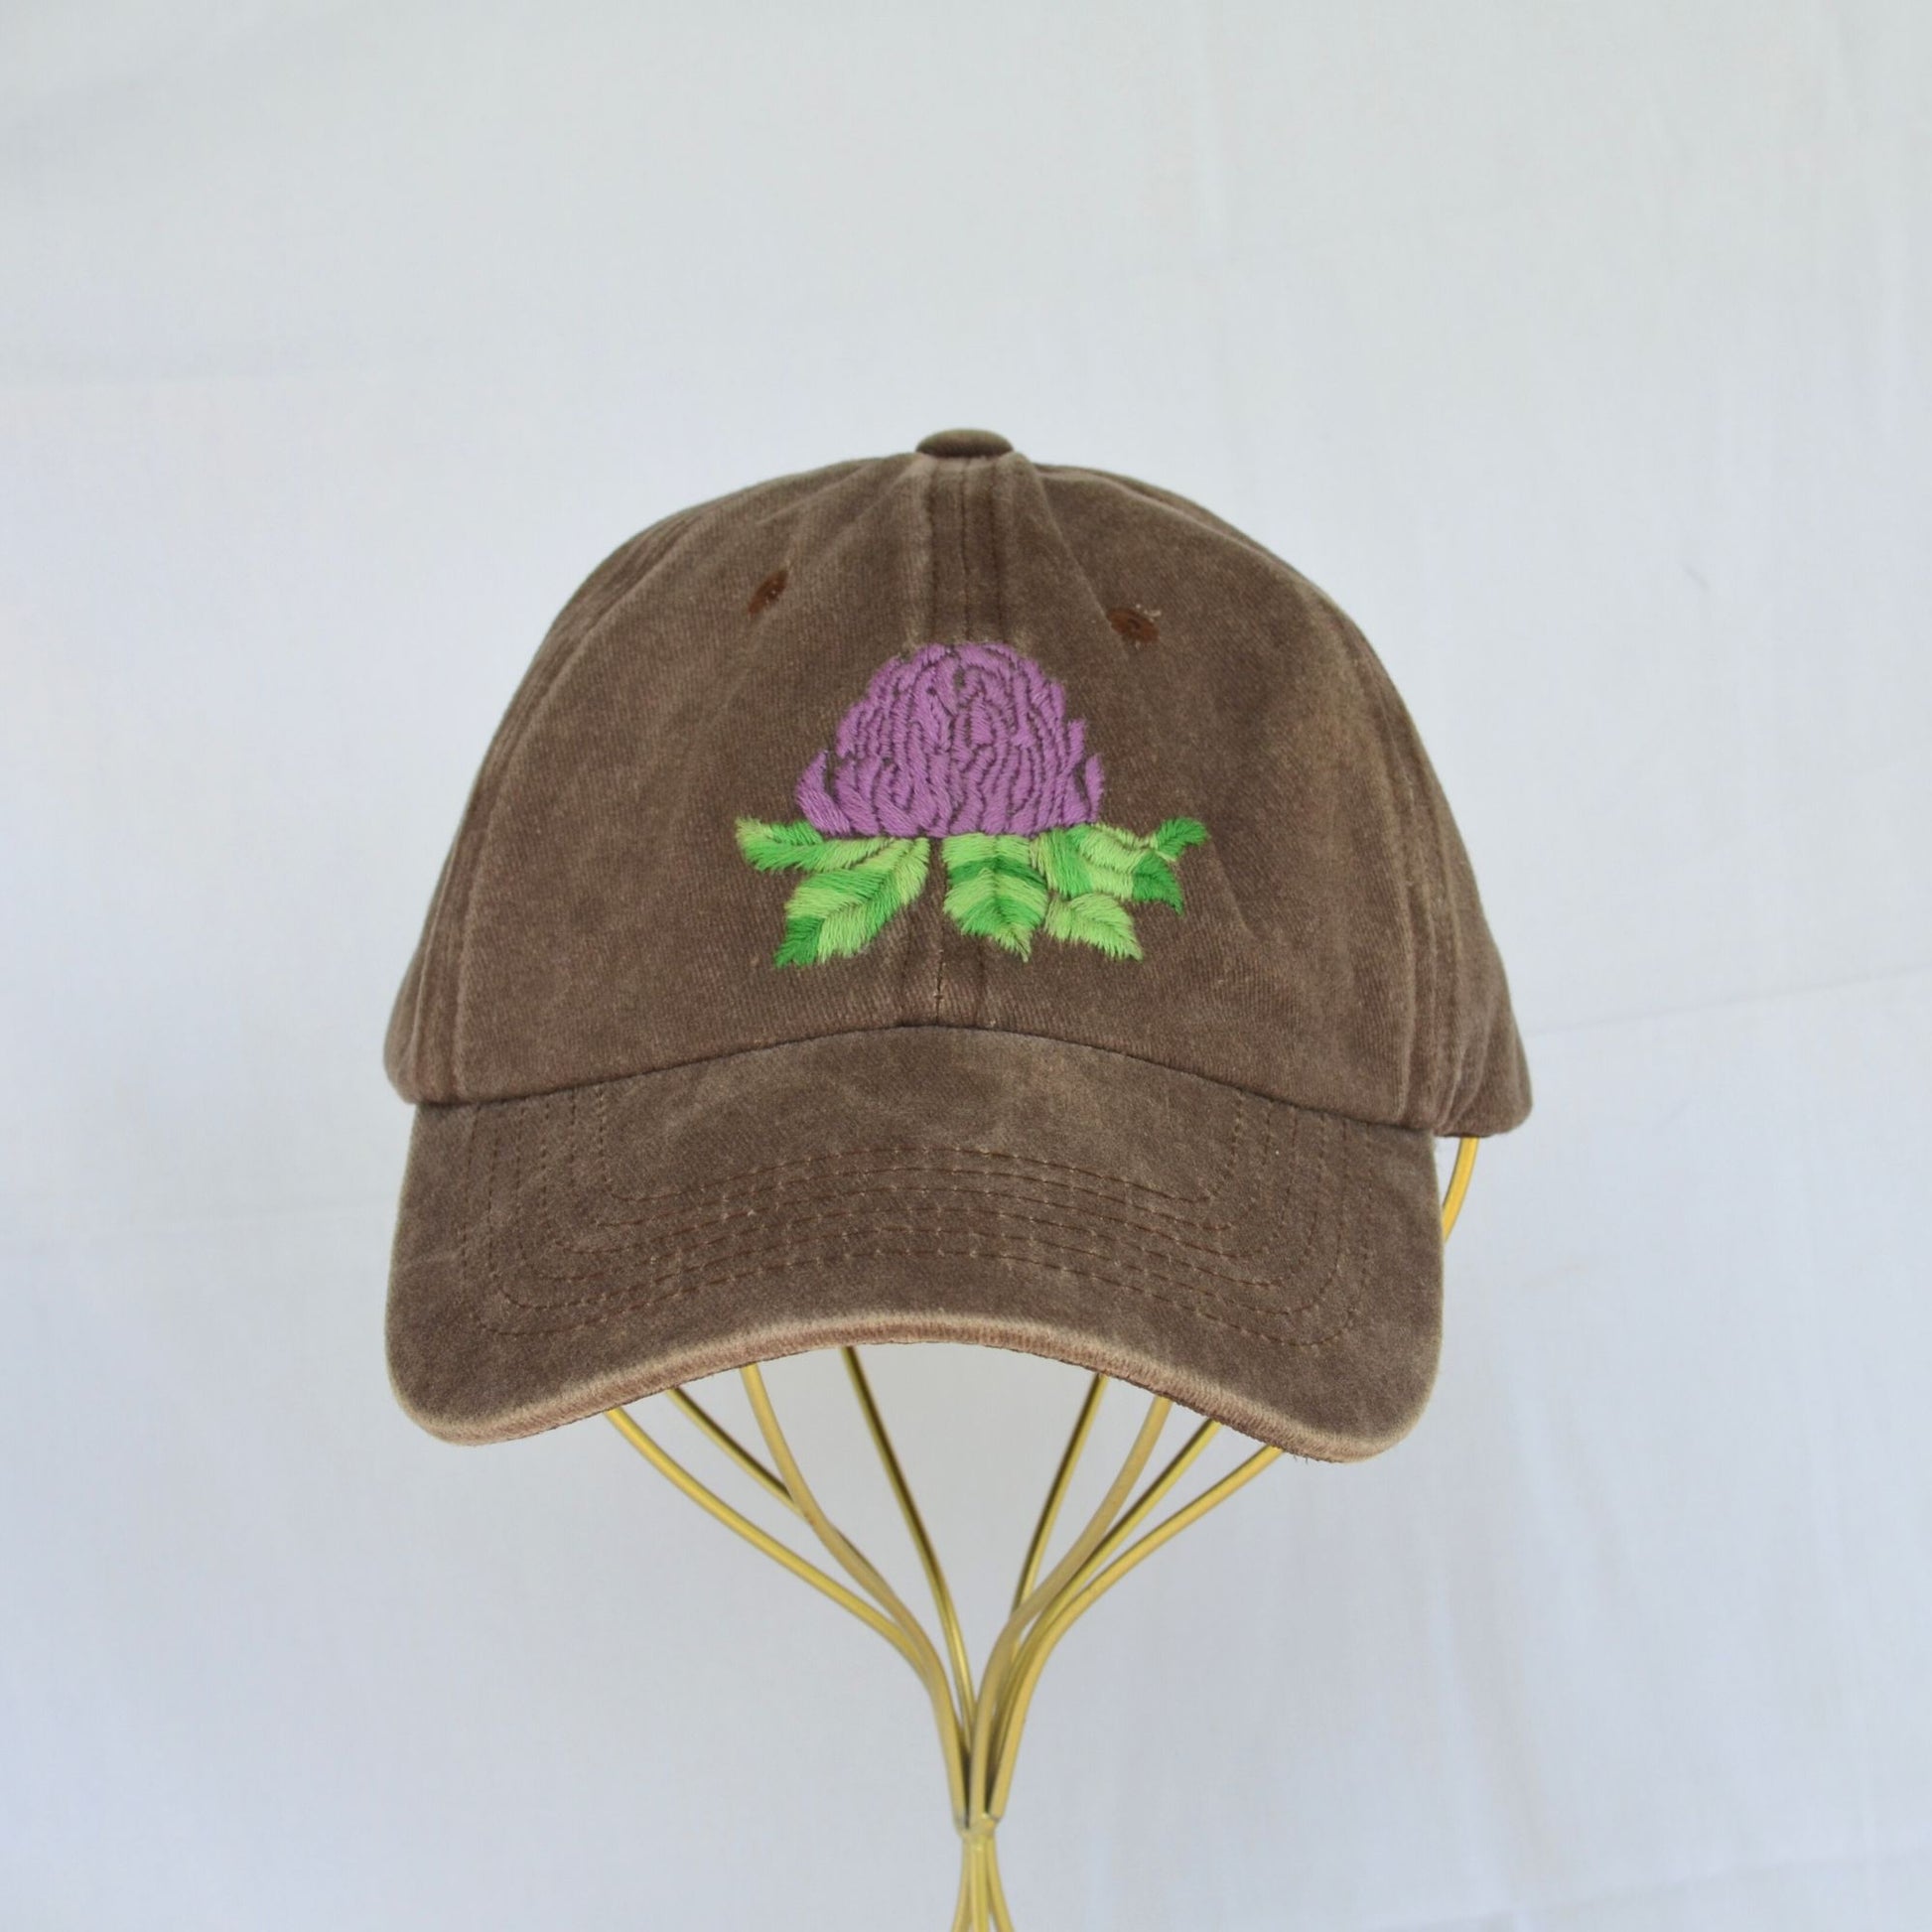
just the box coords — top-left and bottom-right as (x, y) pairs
(384, 434), (1530, 1457)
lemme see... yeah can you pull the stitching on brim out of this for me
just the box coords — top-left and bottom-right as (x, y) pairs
(498, 1106), (1320, 1295)
(584, 1078), (1259, 1219)
(555, 1088), (1303, 1266)
(536, 1097), (1306, 1275)
(472, 1101), (1348, 1334)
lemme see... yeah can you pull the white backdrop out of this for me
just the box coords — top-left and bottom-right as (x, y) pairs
(5, 4), (1929, 1928)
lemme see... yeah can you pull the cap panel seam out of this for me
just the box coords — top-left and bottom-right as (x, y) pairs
(419, 1018), (1444, 1132)
(925, 457), (947, 1024)
(987, 454), (1010, 639)
(953, 458), (971, 638)
(966, 456), (998, 1024)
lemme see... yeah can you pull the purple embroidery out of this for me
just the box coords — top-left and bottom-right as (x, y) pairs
(795, 641), (1105, 838)
(738, 637), (1208, 967)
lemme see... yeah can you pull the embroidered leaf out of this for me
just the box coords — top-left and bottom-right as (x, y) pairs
(1043, 891), (1143, 961)
(1129, 851), (1184, 912)
(1068, 823), (1145, 898)
(942, 834), (1048, 957)
(737, 818), (823, 869)
(1063, 820), (1200, 914)
(773, 837), (928, 967)
(741, 686), (1206, 967)
(1033, 826), (1094, 897)
(737, 818), (890, 874)
(1150, 817), (1208, 860)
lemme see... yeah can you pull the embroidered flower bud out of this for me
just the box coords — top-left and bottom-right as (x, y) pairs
(795, 641), (1105, 838)
(737, 638), (1204, 968)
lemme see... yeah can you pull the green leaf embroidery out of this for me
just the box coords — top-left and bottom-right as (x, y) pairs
(737, 818), (890, 874)
(1128, 851), (1184, 911)
(942, 834), (1048, 957)
(1033, 826), (1094, 897)
(1063, 819), (1204, 913)
(1043, 891), (1143, 960)
(1150, 817), (1208, 860)
(1067, 823), (1144, 897)
(772, 837), (929, 967)
(740, 814), (1203, 966)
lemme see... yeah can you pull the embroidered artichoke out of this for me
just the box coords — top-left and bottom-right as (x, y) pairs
(795, 641), (1105, 837)
(737, 642), (1205, 968)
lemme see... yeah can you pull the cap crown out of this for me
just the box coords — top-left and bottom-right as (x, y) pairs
(387, 445), (1528, 1135)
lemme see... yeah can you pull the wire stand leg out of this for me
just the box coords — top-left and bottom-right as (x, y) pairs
(603, 1140), (1478, 1925)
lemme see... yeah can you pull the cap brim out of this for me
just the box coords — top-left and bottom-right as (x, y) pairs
(387, 1029), (1444, 1461)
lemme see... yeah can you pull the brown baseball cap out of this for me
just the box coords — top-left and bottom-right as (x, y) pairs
(384, 428), (1529, 1461)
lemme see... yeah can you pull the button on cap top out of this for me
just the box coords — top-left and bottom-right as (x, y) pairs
(916, 427), (1014, 459)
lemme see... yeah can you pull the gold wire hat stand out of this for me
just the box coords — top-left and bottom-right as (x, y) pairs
(605, 1138), (1480, 1929)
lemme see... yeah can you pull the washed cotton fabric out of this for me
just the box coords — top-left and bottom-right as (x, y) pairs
(383, 436), (1529, 1455)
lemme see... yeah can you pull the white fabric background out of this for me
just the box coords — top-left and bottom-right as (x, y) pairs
(4, 4), (1928, 1927)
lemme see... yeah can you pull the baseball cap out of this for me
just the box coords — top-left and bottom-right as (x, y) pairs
(384, 428), (1529, 1461)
